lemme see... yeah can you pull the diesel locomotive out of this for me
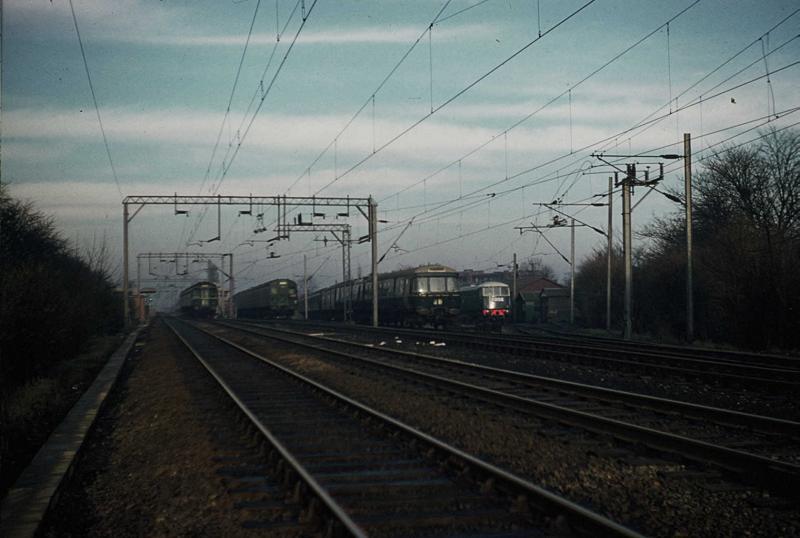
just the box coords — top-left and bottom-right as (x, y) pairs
(178, 281), (219, 318)
(234, 279), (298, 319)
(308, 264), (461, 327)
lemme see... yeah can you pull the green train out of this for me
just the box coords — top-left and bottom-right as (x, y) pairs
(178, 281), (219, 318)
(459, 281), (511, 329)
(234, 279), (298, 319)
(307, 265), (461, 328)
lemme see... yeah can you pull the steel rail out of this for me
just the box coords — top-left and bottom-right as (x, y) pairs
(165, 318), (368, 538)
(217, 321), (800, 495)
(515, 325), (800, 369)
(272, 320), (800, 389)
(225, 320), (800, 436)
(178, 319), (643, 537)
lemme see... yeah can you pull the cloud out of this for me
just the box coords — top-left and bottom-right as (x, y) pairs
(146, 24), (491, 47)
(5, 0), (172, 41)
(4, 106), (512, 166)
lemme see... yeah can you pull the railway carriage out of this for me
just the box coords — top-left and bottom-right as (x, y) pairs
(178, 281), (219, 318)
(234, 279), (298, 319)
(309, 264), (461, 328)
(459, 281), (511, 329)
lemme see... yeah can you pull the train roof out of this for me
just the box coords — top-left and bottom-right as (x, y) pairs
(307, 265), (458, 297)
(459, 281), (510, 293)
(465, 281), (510, 289)
(179, 280), (218, 296)
(381, 264), (458, 278)
(235, 278), (297, 297)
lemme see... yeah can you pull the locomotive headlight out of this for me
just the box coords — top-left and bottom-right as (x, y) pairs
(433, 298), (443, 305)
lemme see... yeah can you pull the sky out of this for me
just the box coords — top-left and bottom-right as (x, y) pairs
(3, 0), (799, 308)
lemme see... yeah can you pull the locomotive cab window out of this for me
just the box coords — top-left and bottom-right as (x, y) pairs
(429, 277), (446, 292)
(482, 286), (509, 297)
(414, 275), (457, 293)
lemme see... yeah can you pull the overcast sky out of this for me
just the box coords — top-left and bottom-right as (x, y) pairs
(3, 0), (799, 306)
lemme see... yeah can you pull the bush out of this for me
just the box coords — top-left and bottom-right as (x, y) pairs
(0, 185), (123, 394)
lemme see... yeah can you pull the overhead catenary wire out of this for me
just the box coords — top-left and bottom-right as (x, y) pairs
(236, 108), (800, 286)
(282, 0), (454, 195)
(197, 0), (264, 198)
(246, 101), (800, 285)
(312, 0), (599, 196)
(214, 4), (796, 284)
(397, 60), (800, 232)
(284, 94), (800, 283)
(270, 0), (698, 249)
(596, 7), (800, 151)
(378, 102), (800, 246)
(380, 0), (703, 205)
(210, 0), (309, 191)
(68, 0), (122, 198)
(379, 119), (800, 267)
(185, 0), (316, 246)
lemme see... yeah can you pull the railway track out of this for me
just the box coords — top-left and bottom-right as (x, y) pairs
(165, 318), (641, 537)
(217, 319), (800, 496)
(266, 320), (800, 390)
(512, 325), (799, 369)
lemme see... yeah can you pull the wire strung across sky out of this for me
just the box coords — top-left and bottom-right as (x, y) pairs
(311, 0), (599, 197)
(380, 0), (705, 204)
(235, 87), (800, 284)
(211, 2), (799, 287)
(198, 0), (264, 198)
(234, 109), (800, 286)
(183, 0), (317, 247)
(374, 3), (798, 231)
(68, 0), (122, 198)
(282, 0), (456, 196)
(384, 60), (800, 237)
(256, 0), (601, 243)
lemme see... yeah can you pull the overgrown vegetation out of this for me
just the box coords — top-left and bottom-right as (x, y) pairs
(0, 185), (123, 496)
(576, 128), (800, 350)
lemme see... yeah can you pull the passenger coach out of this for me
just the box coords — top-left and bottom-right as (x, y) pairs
(234, 279), (298, 319)
(178, 281), (219, 318)
(308, 264), (461, 328)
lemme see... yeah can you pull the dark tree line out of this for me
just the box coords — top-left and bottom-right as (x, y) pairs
(576, 128), (800, 350)
(0, 185), (123, 393)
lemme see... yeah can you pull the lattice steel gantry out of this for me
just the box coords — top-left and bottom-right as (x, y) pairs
(122, 194), (378, 327)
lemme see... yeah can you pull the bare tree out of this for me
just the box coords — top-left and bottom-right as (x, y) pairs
(523, 256), (557, 281)
(637, 127), (800, 348)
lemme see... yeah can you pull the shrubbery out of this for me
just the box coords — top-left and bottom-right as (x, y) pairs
(575, 128), (800, 350)
(0, 185), (123, 394)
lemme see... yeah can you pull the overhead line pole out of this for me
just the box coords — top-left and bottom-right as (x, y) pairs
(512, 253), (518, 323)
(607, 175), (614, 332)
(684, 133), (694, 343)
(533, 202), (609, 328)
(622, 165), (633, 340)
(304, 254), (309, 320)
(123, 202), (129, 327)
(516, 217), (589, 326)
(370, 197), (379, 327)
(570, 220), (575, 325)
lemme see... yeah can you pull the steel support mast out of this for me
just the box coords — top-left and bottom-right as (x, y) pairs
(684, 133), (694, 342)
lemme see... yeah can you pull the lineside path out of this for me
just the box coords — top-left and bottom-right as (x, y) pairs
(1, 329), (140, 538)
(39, 319), (306, 536)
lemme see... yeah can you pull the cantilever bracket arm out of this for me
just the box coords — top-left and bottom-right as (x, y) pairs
(126, 203), (145, 223)
(379, 218), (414, 264)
